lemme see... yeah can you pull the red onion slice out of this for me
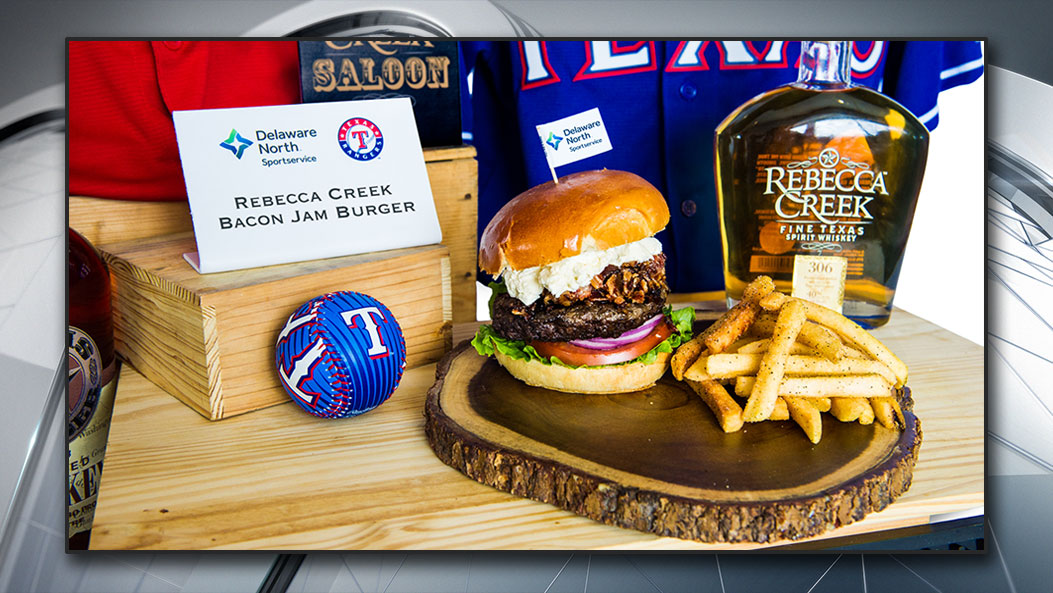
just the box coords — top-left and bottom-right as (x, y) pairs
(568, 314), (665, 350)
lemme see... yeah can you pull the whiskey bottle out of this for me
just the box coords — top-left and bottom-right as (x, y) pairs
(715, 41), (929, 327)
(68, 228), (117, 550)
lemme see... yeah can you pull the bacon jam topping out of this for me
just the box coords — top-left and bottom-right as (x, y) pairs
(538, 253), (667, 307)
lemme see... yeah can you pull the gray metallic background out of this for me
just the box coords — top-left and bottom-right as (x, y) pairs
(0, 1), (1051, 591)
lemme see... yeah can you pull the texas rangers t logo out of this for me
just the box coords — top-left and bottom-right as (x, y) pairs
(338, 117), (384, 161)
(341, 306), (390, 358)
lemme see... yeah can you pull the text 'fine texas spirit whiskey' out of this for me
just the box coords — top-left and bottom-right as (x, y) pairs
(715, 41), (929, 327)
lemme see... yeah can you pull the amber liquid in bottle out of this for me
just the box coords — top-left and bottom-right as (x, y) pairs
(715, 41), (929, 327)
(68, 228), (117, 550)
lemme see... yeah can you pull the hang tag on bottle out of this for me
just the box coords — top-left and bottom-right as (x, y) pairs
(791, 254), (847, 312)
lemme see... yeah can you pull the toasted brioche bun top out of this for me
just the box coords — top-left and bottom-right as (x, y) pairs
(478, 169), (670, 275)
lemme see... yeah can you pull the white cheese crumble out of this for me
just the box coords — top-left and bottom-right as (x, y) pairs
(500, 237), (663, 305)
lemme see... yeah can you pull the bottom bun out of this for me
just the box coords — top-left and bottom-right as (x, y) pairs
(493, 349), (671, 394)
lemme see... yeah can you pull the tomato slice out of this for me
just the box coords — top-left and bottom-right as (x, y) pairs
(529, 321), (674, 367)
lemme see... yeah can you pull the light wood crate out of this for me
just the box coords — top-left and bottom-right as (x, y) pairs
(101, 233), (452, 420)
(70, 145), (478, 323)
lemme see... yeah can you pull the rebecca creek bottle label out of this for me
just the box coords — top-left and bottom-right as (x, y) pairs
(68, 326), (115, 538)
(749, 143), (888, 296)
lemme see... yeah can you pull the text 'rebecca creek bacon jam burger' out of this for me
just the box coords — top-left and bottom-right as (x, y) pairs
(471, 169), (694, 394)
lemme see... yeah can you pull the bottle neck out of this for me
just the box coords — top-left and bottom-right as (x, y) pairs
(796, 41), (853, 89)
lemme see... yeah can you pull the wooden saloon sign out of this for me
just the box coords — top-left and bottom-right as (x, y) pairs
(298, 40), (462, 148)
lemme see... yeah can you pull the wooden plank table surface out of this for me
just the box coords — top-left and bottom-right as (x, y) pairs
(90, 309), (983, 550)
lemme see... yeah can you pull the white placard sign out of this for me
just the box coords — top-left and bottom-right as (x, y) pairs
(173, 98), (441, 274)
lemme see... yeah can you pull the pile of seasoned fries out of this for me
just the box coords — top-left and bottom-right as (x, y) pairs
(671, 276), (907, 444)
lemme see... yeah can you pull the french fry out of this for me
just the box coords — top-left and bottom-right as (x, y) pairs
(703, 354), (897, 384)
(683, 356), (712, 382)
(770, 397), (790, 421)
(674, 332), (759, 381)
(734, 338), (770, 354)
(706, 352), (776, 377)
(704, 354), (758, 378)
(743, 300), (807, 422)
(871, 397), (903, 429)
(688, 380), (744, 433)
(672, 338), (707, 381)
(805, 324), (844, 362)
(842, 345), (867, 359)
(748, 311), (778, 334)
(784, 396), (822, 444)
(809, 397), (832, 412)
(750, 316), (843, 362)
(741, 275), (776, 304)
(858, 400), (875, 425)
(699, 276), (775, 355)
(778, 375), (893, 398)
(671, 306), (740, 380)
(703, 300), (758, 354)
(733, 339), (817, 356)
(890, 397), (906, 427)
(790, 357), (896, 384)
(790, 298), (909, 387)
(758, 291), (789, 311)
(733, 375), (893, 399)
(727, 337), (758, 353)
(829, 397), (868, 422)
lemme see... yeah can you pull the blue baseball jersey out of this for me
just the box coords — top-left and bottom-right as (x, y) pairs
(461, 40), (983, 293)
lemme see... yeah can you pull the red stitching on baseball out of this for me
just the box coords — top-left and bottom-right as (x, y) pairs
(307, 316), (355, 416)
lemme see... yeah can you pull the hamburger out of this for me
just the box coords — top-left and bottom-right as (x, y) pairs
(471, 169), (694, 393)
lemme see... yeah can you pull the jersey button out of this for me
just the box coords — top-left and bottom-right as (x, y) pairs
(681, 199), (697, 217)
(163, 40), (183, 50)
(679, 82), (698, 100)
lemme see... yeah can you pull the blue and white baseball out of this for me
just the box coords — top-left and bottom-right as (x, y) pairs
(275, 292), (407, 419)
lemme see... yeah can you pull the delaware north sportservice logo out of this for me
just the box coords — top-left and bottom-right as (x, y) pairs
(545, 131), (563, 150)
(219, 128), (253, 159)
(337, 117), (384, 161)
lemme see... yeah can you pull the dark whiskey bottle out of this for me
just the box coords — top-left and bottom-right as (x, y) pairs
(68, 228), (117, 549)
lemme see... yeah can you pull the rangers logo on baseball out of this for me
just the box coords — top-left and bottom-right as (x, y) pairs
(340, 306), (390, 359)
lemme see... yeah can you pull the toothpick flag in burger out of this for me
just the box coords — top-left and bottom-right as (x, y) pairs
(472, 169), (694, 393)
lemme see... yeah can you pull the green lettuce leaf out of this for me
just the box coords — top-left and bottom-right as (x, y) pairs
(486, 280), (507, 318)
(471, 305), (696, 369)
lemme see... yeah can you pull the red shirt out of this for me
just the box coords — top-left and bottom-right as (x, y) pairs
(68, 40), (301, 201)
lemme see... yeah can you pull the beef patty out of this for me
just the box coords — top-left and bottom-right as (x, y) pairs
(491, 254), (668, 342)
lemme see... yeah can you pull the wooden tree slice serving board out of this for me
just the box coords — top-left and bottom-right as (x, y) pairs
(425, 342), (922, 544)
